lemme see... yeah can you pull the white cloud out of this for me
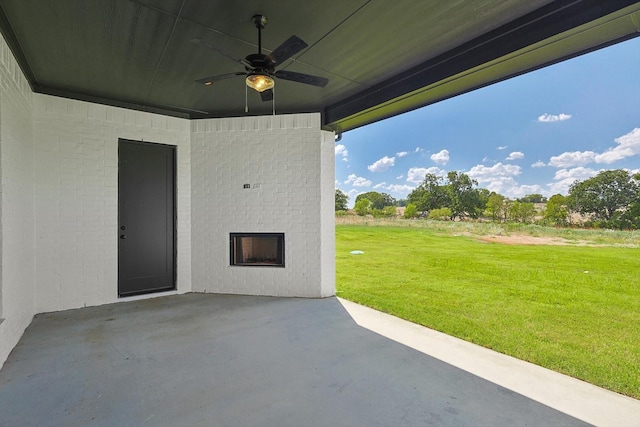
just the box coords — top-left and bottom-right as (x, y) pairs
(406, 167), (446, 184)
(415, 147), (423, 153)
(594, 128), (640, 164)
(384, 184), (415, 194)
(372, 182), (416, 198)
(467, 162), (522, 181)
(430, 149), (450, 165)
(367, 156), (395, 172)
(538, 113), (572, 122)
(346, 189), (360, 205)
(466, 163), (522, 196)
(506, 151), (524, 160)
(486, 177), (518, 194)
(478, 176), (520, 196)
(335, 144), (348, 161)
(508, 184), (547, 199)
(552, 167), (598, 181)
(458, 174), (545, 199)
(531, 161), (546, 168)
(548, 151), (596, 168)
(546, 128), (640, 169)
(547, 167), (599, 195)
(344, 173), (372, 187)
(497, 146), (508, 150)
(396, 174), (404, 179)
(396, 151), (408, 157)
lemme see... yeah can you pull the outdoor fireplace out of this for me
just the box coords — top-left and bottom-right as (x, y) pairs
(230, 233), (285, 267)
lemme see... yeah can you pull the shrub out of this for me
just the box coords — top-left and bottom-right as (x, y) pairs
(428, 207), (452, 221)
(354, 198), (371, 216)
(404, 203), (418, 219)
(383, 206), (397, 217)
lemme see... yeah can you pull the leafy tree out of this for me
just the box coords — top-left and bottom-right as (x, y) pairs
(445, 171), (483, 220)
(354, 198), (371, 216)
(567, 169), (639, 222)
(428, 207), (452, 221)
(543, 194), (569, 226)
(508, 201), (535, 223)
(355, 191), (396, 210)
(407, 173), (449, 212)
(383, 205), (397, 217)
(485, 192), (507, 222)
(372, 206), (397, 218)
(616, 201), (640, 229)
(477, 188), (491, 210)
(519, 193), (547, 203)
(502, 199), (513, 222)
(520, 202), (536, 223)
(396, 199), (408, 207)
(404, 203), (418, 219)
(607, 173), (640, 229)
(380, 193), (397, 208)
(355, 192), (381, 210)
(335, 189), (349, 211)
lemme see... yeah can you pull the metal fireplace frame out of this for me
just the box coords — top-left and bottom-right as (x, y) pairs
(229, 232), (285, 267)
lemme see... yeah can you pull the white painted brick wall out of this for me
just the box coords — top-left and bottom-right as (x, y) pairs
(32, 95), (192, 313)
(0, 35), (35, 367)
(191, 114), (335, 297)
(320, 130), (336, 297)
(0, 35), (335, 370)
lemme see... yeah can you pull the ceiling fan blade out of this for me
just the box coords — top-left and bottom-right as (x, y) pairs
(191, 38), (252, 68)
(195, 72), (245, 85)
(260, 89), (274, 102)
(266, 35), (308, 65)
(275, 70), (329, 88)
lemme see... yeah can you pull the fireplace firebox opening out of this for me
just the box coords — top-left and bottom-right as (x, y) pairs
(230, 233), (285, 267)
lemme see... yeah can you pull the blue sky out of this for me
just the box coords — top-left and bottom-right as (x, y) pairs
(335, 37), (640, 207)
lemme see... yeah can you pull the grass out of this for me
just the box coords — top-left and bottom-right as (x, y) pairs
(336, 215), (640, 246)
(336, 221), (640, 399)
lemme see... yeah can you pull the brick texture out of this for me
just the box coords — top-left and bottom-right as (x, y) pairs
(191, 114), (335, 297)
(0, 37), (335, 370)
(32, 95), (192, 313)
(0, 36), (35, 367)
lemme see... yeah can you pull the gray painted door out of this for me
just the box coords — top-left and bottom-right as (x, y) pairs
(118, 139), (176, 297)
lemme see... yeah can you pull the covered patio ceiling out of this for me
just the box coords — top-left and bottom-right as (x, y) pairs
(0, 0), (639, 133)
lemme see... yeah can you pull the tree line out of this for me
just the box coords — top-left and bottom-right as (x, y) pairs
(335, 190), (398, 218)
(336, 169), (640, 230)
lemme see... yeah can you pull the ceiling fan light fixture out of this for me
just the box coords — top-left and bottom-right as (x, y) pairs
(246, 72), (274, 92)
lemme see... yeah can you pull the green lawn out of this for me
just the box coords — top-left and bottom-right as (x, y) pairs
(336, 223), (640, 399)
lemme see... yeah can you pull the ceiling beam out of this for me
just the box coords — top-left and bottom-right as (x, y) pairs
(323, 0), (640, 133)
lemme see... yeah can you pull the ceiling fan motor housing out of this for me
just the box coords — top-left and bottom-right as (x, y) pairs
(252, 15), (268, 29)
(245, 53), (274, 75)
(194, 13), (328, 98)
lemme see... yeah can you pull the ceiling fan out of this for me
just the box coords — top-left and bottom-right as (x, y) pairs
(193, 15), (329, 102)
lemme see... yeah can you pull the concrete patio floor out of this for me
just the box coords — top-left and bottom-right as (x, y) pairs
(1, 293), (638, 426)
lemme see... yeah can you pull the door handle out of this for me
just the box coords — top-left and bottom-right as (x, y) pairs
(120, 235), (127, 239)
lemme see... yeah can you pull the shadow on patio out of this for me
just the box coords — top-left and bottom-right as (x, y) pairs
(0, 293), (625, 426)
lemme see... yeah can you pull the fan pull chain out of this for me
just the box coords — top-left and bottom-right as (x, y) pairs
(245, 84), (248, 113)
(272, 86), (276, 115)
